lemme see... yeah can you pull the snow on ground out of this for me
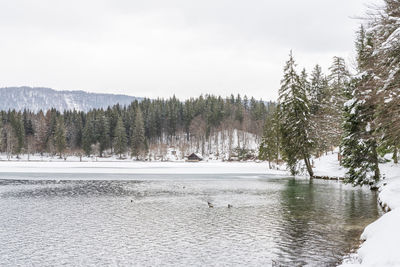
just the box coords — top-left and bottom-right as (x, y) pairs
(312, 151), (346, 178)
(0, 149), (291, 176)
(0, 160), (287, 175)
(0, 153), (287, 176)
(379, 161), (400, 210)
(350, 209), (400, 266)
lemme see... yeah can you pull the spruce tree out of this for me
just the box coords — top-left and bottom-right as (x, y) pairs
(97, 115), (110, 157)
(11, 112), (25, 156)
(114, 117), (127, 159)
(342, 77), (380, 185)
(82, 120), (94, 156)
(278, 51), (314, 176)
(306, 65), (335, 156)
(258, 110), (280, 169)
(54, 117), (66, 158)
(341, 26), (380, 185)
(327, 56), (350, 162)
(0, 117), (2, 148)
(309, 65), (325, 114)
(370, 0), (400, 160)
(131, 107), (145, 160)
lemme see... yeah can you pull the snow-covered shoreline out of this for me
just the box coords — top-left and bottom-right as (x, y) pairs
(339, 161), (400, 267)
(294, 151), (400, 266)
(0, 158), (287, 176)
(312, 153), (400, 267)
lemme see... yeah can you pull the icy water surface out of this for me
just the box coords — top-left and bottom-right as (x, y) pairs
(0, 174), (381, 266)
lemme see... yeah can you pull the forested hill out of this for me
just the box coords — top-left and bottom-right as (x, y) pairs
(0, 87), (141, 112)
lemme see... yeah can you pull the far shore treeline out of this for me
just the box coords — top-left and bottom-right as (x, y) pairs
(0, 94), (274, 161)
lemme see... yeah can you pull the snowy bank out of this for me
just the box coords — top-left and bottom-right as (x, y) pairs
(322, 156), (400, 266)
(312, 151), (346, 178)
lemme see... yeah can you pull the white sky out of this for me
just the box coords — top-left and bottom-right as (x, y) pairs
(0, 0), (373, 101)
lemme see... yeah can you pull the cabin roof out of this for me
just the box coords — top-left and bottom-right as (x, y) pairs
(188, 153), (203, 159)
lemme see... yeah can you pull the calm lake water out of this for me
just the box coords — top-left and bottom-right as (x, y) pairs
(0, 173), (381, 266)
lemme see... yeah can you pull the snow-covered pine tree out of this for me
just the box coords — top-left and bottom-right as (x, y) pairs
(369, 0), (400, 161)
(342, 78), (368, 184)
(307, 65), (332, 156)
(329, 57), (350, 90)
(327, 56), (350, 162)
(278, 51), (314, 176)
(341, 26), (380, 185)
(309, 64), (325, 114)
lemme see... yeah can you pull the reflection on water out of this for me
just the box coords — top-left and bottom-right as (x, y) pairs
(0, 175), (380, 266)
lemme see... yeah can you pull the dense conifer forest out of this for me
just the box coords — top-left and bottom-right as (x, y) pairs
(0, 95), (274, 160)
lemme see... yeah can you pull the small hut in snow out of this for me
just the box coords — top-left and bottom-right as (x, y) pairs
(187, 153), (203, 162)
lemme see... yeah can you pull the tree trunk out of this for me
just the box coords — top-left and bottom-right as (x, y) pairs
(303, 155), (314, 177)
(393, 146), (398, 164)
(372, 142), (380, 182)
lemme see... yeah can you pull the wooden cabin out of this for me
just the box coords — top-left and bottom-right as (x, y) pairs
(187, 153), (203, 162)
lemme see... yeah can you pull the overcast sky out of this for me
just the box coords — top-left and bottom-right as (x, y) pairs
(0, 0), (373, 101)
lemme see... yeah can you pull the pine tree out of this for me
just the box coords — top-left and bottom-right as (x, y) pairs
(45, 109), (58, 153)
(54, 117), (66, 158)
(0, 117), (2, 149)
(131, 107), (146, 159)
(97, 115), (110, 157)
(114, 117), (127, 159)
(10, 112), (25, 157)
(327, 56), (350, 162)
(342, 77), (380, 185)
(306, 65), (337, 156)
(82, 120), (94, 156)
(309, 65), (325, 114)
(278, 51), (314, 176)
(34, 111), (47, 154)
(341, 26), (380, 185)
(258, 110), (280, 169)
(370, 0), (400, 161)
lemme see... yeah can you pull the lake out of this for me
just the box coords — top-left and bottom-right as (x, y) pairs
(0, 173), (381, 266)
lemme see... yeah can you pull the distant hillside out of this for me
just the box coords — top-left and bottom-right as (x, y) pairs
(0, 87), (141, 112)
